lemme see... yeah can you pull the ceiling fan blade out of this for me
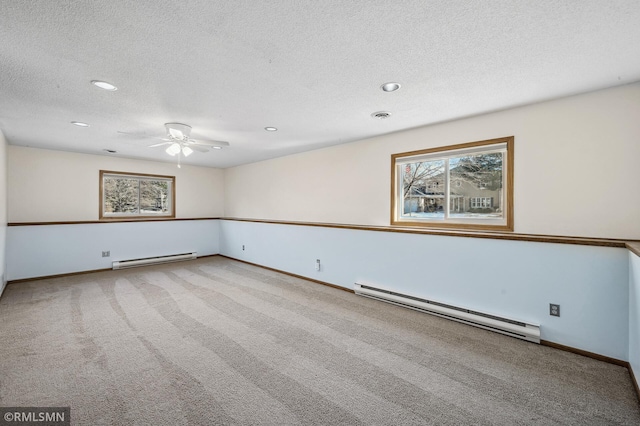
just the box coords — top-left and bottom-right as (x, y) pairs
(148, 141), (172, 148)
(118, 131), (168, 142)
(189, 138), (230, 148)
(117, 130), (152, 139)
(187, 144), (209, 153)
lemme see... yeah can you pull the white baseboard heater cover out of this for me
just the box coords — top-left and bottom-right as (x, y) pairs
(354, 282), (540, 343)
(113, 252), (197, 270)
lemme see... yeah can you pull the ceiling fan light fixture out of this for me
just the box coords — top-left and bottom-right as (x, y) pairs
(166, 143), (181, 156)
(182, 146), (194, 157)
(91, 80), (117, 91)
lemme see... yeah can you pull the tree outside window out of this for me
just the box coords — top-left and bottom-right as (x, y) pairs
(100, 171), (175, 219)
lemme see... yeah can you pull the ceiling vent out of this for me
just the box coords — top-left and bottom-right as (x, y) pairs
(371, 111), (391, 119)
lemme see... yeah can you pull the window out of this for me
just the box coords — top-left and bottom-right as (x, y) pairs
(100, 170), (175, 219)
(470, 197), (493, 208)
(391, 136), (513, 231)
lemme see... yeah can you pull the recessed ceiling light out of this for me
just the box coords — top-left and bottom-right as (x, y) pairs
(71, 121), (90, 127)
(91, 80), (117, 91)
(103, 149), (117, 153)
(371, 111), (391, 119)
(264, 127), (278, 132)
(381, 82), (401, 92)
(212, 146), (222, 150)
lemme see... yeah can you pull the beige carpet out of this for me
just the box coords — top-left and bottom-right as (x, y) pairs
(1, 256), (638, 425)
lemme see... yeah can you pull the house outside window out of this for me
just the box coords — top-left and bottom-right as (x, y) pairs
(100, 170), (175, 219)
(391, 137), (513, 231)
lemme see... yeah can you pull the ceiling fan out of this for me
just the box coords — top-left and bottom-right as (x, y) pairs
(120, 123), (230, 167)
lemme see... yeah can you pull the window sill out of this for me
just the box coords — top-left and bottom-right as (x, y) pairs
(391, 219), (513, 232)
(99, 216), (175, 222)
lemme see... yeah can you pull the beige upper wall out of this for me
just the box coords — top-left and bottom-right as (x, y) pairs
(225, 83), (640, 240)
(8, 147), (224, 222)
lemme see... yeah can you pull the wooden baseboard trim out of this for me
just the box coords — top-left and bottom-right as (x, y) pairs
(4, 253), (638, 403)
(7, 268), (113, 284)
(218, 255), (355, 294)
(541, 340), (639, 404)
(214, 256), (640, 405)
(6, 254), (220, 284)
(540, 340), (627, 367)
(196, 254), (220, 260)
(217, 258), (640, 404)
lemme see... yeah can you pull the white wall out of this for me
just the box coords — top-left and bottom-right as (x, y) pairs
(0, 130), (7, 296)
(220, 84), (637, 362)
(8, 146), (224, 222)
(5, 147), (225, 280)
(630, 251), (640, 380)
(7, 220), (220, 280)
(220, 220), (630, 361)
(224, 83), (640, 240)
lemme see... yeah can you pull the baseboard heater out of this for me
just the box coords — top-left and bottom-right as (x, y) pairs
(112, 252), (197, 270)
(354, 282), (540, 343)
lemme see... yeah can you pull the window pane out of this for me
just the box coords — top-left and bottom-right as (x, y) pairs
(401, 160), (445, 219)
(449, 152), (503, 219)
(104, 177), (139, 214)
(140, 179), (170, 214)
(101, 171), (175, 219)
(392, 137), (512, 230)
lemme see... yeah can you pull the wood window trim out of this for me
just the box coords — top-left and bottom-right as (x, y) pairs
(99, 170), (176, 221)
(390, 136), (514, 232)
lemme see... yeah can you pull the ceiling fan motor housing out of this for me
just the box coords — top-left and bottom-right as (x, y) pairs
(165, 122), (192, 139)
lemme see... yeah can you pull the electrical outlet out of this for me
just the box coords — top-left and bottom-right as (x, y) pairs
(242, 245), (245, 251)
(315, 259), (321, 271)
(550, 303), (560, 317)
(102, 251), (110, 257)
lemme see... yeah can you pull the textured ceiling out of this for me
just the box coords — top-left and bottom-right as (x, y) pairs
(1, 0), (639, 168)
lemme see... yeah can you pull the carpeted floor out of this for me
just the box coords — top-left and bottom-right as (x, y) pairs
(0, 256), (638, 425)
